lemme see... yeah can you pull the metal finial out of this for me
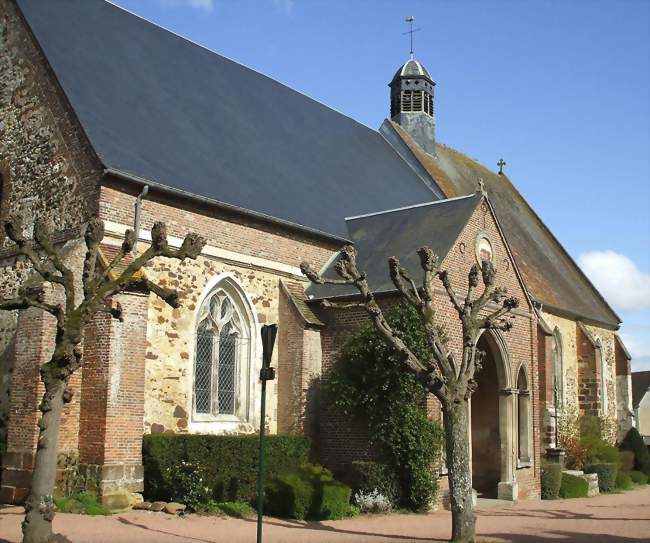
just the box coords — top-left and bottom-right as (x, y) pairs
(497, 158), (506, 175)
(403, 16), (421, 59)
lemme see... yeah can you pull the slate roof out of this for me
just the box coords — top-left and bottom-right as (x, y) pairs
(16, 0), (436, 240)
(307, 193), (482, 299)
(386, 122), (621, 328)
(15, 0), (620, 329)
(632, 371), (650, 409)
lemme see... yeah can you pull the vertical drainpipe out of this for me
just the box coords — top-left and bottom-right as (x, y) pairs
(133, 185), (149, 254)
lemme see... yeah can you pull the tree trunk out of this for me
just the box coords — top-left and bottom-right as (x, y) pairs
(443, 399), (475, 543)
(22, 375), (71, 543)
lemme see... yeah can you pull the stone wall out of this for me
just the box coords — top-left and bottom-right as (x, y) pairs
(0, 0), (102, 451)
(540, 309), (624, 445)
(97, 185), (337, 438)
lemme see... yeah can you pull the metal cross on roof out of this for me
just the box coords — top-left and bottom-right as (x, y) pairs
(403, 16), (421, 59)
(497, 158), (507, 175)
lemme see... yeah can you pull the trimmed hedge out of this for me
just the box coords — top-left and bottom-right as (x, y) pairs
(559, 473), (589, 499)
(541, 463), (562, 500)
(344, 461), (399, 505)
(620, 427), (650, 476)
(264, 464), (353, 520)
(585, 463), (618, 493)
(616, 471), (633, 491)
(142, 434), (310, 503)
(630, 470), (649, 485)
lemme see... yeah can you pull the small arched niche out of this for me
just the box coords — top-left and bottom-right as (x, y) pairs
(517, 365), (532, 464)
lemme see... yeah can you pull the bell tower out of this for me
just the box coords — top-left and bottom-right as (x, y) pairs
(389, 57), (436, 156)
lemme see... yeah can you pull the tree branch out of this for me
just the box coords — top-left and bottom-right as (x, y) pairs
(388, 256), (421, 307)
(320, 299), (367, 310)
(3, 219), (65, 286)
(438, 270), (463, 318)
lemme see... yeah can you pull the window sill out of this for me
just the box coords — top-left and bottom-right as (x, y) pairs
(517, 460), (532, 469)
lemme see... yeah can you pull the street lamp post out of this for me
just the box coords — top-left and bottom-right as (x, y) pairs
(257, 324), (277, 543)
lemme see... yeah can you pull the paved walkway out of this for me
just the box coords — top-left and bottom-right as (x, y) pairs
(1, 486), (649, 542)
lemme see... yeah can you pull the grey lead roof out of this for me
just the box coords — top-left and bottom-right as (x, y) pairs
(16, 0), (437, 240)
(392, 59), (433, 82)
(307, 194), (481, 299)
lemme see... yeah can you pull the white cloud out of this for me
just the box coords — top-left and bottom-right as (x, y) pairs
(157, 0), (214, 11)
(578, 250), (650, 311)
(272, 0), (294, 13)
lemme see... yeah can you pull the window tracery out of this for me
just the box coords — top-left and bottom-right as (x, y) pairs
(193, 283), (251, 420)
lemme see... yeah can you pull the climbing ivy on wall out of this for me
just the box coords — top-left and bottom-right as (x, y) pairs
(324, 303), (444, 511)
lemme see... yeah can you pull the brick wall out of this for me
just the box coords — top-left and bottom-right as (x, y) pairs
(313, 197), (540, 500)
(99, 183), (338, 269)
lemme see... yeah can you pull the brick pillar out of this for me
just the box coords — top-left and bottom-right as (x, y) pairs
(277, 284), (322, 437)
(78, 292), (148, 509)
(0, 305), (52, 504)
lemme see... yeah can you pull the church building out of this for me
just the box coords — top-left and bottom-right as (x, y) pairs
(0, 0), (634, 507)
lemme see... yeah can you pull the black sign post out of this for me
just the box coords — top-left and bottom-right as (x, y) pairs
(256, 324), (277, 543)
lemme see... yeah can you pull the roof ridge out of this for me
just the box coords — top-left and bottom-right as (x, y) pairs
(345, 193), (477, 221)
(103, 0), (377, 134)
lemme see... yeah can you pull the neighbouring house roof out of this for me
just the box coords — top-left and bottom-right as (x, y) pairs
(307, 193), (482, 299)
(385, 122), (621, 329)
(632, 371), (650, 409)
(16, 0), (437, 241)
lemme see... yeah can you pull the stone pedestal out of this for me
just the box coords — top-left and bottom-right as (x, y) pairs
(545, 447), (566, 468)
(497, 480), (519, 501)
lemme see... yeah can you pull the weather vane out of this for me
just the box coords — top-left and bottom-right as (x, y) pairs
(403, 16), (421, 59)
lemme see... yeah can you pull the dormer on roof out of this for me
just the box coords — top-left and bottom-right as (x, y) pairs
(389, 57), (436, 156)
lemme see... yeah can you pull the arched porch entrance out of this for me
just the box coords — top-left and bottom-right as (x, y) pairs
(470, 330), (517, 500)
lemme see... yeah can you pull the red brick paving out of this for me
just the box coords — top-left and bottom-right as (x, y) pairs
(1, 486), (649, 542)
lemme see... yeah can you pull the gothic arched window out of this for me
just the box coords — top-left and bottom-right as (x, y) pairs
(193, 280), (252, 420)
(552, 328), (564, 410)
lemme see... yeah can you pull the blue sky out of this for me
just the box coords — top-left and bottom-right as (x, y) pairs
(112, 0), (650, 370)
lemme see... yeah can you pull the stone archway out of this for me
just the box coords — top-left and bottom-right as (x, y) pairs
(470, 330), (517, 500)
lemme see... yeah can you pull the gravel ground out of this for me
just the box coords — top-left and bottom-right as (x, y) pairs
(1, 486), (649, 542)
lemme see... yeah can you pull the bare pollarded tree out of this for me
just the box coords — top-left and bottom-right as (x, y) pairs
(301, 245), (519, 543)
(0, 216), (205, 543)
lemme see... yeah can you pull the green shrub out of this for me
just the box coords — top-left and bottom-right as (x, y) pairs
(345, 461), (399, 505)
(619, 427), (650, 476)
(629, 470), (649, 485)
(163, 459), (211, 510)
(264, 464), (354, 520)
(541, 463), (562, 500)
(581, 435), (621, 466)
(324, 303), (444, 511)
(142, 434), (310, 504)
(559, 473), (589, 498)
(585, 463), (618, 493)
(616, 471), (633, 491)
(619, 450), (635, 472)
(579, 414), (602, 439)
(54, 493), (110, 515)
(195, 501), (255, 518)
